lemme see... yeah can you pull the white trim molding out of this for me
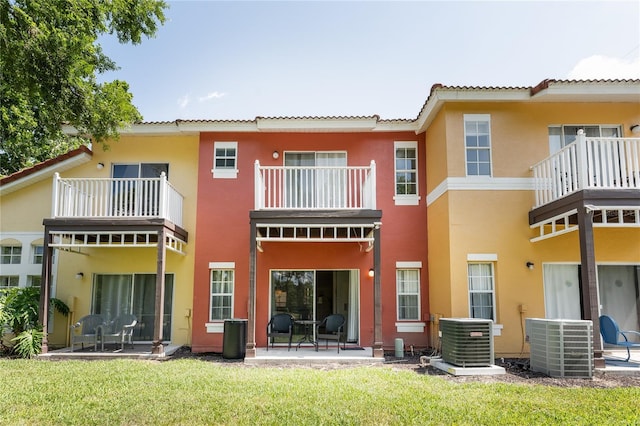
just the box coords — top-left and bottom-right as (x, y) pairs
(426, 177), (535, 206)
(396, 261), (423, 268)
(209, 262), (236, 269)
(395, 322), (426, 333)
(467, 253), (498, 262)
(205, 322), (224, 333)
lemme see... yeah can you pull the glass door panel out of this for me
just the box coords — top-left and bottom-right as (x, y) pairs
(598, 266), (639, 337)
(92, 273), (173, 342)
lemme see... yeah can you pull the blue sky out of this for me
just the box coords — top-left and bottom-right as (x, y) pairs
(98, 1), (640, 122)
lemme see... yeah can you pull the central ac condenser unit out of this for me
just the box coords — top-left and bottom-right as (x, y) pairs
(526, 318), (593, 378)
(440, 318), (494, 367)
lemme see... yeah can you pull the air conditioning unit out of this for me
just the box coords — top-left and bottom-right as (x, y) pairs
(526, 318), (593, 378)
(440, 318), (494, 367)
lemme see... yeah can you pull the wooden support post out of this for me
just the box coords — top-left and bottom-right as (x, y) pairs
(372, 223), (383, 358)
(151, 228), (166, 355)
(39, 228), (53, 354)
(246, 220), (257, 358)
(577, 206), (604, 368)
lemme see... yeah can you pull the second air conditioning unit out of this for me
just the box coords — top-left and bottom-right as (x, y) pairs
(526, 318), (593, 378)
(440, 318), (494, 367)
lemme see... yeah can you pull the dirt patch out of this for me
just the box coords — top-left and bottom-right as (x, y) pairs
(167, 347), (640, 388)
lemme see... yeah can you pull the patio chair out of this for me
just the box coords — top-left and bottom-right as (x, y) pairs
(70, 314), (104, 352)
(266, 313), (294, 351)
(98, 314), (137, 351)
(599, 315), (640, 362)
(316, 313), (345, 353)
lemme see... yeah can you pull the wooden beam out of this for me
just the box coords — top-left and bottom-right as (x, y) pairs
(577, 207), (604, 367)
(246, 219), (257, 358)
(38, 228), (53, 354)
(373, 224), (383, 358)
(151, 228), (166, 355)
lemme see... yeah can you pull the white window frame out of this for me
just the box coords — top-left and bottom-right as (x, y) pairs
(548, 124), (622, 154)
(0, 276), (19, 288)
(31, 245), (43, 264)
(212, 142), (238, 179)
(393, 141), (420, 205)
(1, 245), (22, 264)
(467, 262), (497, 321)
(206, 262), (235, 333)
(396, 265), (421, 321)
(464, 114), (492, 177)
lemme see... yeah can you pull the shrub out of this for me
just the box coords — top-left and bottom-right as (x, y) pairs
(0, 287), (69, 358)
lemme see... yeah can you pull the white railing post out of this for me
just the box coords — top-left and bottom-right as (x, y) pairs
(369, 160), (377, 209)
(576, 130), (589, 190)
(159, 172), (168, 219)
(51, 173), (60, 217)
(254, 161), (263, 210)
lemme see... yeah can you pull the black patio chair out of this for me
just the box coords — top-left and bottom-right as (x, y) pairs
(266, 313), (294, 351)
(316, 313), (346, 353)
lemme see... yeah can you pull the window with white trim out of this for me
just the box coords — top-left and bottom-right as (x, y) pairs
(548, 125), (622, 154)
(464, 114), (492, 176)
(209, 269), (234, 321)
(468, 263), (496, 320)
(396, 269), (420, 320)
(394, 141), (419, 205)
(1, 246), (22, 264)
(32, 245), (43, 264)
(0, 276), (19, 288)
(27, 275), (42, 288)
(212, 142), (238, 179)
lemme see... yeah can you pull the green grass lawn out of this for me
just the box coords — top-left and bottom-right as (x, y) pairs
(1, 359), (638, 425)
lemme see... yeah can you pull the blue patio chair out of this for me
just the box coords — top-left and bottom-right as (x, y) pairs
(599, 315), (640, 362)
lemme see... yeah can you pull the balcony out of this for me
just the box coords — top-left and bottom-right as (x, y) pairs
(51, 172), (184, 227)
(532, 135), (640, 208)
(254, 160), (377, 210)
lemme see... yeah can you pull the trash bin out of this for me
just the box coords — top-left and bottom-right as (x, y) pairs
(222, 318), (247, 359)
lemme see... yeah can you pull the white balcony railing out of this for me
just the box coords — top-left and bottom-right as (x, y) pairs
(254, 160), (377, 210)
(532, 133), (640, 207)
(51, 172), (184, 227)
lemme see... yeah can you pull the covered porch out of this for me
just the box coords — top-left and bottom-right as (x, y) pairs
(529, 133), (640, 367)
(39, 173), (188, 355)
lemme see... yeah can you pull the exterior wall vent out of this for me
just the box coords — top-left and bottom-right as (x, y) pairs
(526, 318), (594, 378)
(439, 318), (494, 367)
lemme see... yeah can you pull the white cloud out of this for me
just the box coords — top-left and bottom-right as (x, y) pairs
(198, 91), (226, 102)
(177, 94), (190, 109)
(568, 55), (640, 80)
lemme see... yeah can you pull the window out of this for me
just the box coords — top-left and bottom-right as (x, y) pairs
(27, 275), (42, 288)
(1, 246), (22, 264)
(548, 125), (621, 154)
(394, 141), (419, 205)
(284, 152), (347, 208)
(464, 114), (492, 176)
(0, 276), (19, 288)
(32, 245), (43, 264)
(212, 142), (238, 179)
(112, 163), (169, 216)
(468, 263), (495, 320)
(210, 268), (234, 321)
(397, 269), (420, 320)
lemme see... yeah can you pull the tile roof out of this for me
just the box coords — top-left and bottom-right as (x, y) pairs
(0, 145), (92, 187)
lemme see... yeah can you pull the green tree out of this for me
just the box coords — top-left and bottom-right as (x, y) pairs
(0, 0), (167, 176)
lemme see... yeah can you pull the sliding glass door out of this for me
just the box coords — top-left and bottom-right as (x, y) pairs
(270, 270), (358, 344)
(92, 274), (174, 341)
